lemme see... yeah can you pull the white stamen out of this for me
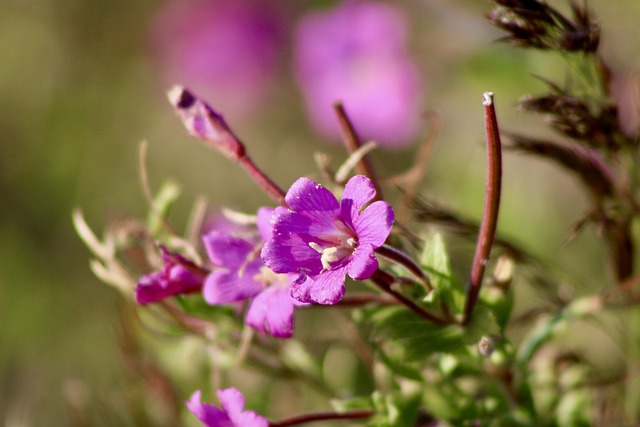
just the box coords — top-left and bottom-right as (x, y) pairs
(309, 242), (323, 253)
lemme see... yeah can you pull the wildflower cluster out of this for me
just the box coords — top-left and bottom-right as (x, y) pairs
(74, 1), (640, 426)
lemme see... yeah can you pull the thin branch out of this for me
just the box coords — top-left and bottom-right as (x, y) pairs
(376, 244), (433, 291)
(335, 293), (398, 306)
(371, 269), (448, 325)
(385, 111), (442, 224)
(168, 85), (286, 205)
(463, 92), (503, 325)
(269, 409), (374, 427)
(333, 102), (383, 199)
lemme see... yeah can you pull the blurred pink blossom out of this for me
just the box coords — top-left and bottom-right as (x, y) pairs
(612, 72), (640, 138)
(149, 0), (284, 121)
(294, 1), (424, 148)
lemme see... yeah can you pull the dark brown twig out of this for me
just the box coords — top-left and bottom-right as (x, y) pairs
(269, 409), (374, 427)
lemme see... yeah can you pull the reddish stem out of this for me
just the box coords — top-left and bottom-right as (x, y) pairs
(168, 85), (286, 206)
(336, 293), (398, 306)
(333, 102), (384, 199)
(372, 269), (448, 325)
(269, 409), (374, 427)
(376, 244), (433, 291)
(237, 155), (287, 206)
(463, 92), (503, 325)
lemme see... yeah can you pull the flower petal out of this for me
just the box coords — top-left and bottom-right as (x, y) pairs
(218, 388), (245, 421)
(308, 266), (348, 305)
(186, 390), (230, 426)
(347, 242), (379, 280)
(261, 208), (322, 275)
(203, 231), (255, 270)
(219, 388), (268, 427)
(246, 285), (295, 338)
(340, 175), (376, 228)
(135, 266), (203, 305)
(203, 263), (263, 305)
(256, 207), (275, 242)
(290, 274), (314, 304)
(354, 200), (394, 247)
(285, 177), (340, 223)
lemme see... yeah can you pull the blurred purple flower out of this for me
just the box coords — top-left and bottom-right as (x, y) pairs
(203, 208), (298, 338)
(135, 247), (207, 305)
(186, 388), (267, 427)
(294, 1), (424, 148)
(261, 175), (394, 305)
(150, 0), (284, 121)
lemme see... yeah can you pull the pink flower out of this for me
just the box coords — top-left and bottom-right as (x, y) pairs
(294, 1), (424, 148)
(186, 388), (267, 427)
(135, 247), (206, 304)
(150, 0), (284, 121)
(203, 208), (300, 338)
(261, 175), (394, 305)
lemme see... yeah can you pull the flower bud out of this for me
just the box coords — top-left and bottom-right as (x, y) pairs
(167, 85), (246, 160)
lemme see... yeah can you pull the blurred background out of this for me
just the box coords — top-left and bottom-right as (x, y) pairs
(1, 0), (640, 424)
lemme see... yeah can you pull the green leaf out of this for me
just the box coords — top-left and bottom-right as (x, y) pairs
(463, 303), (501, 345)
(403, 326), (465, 361)
(330, 395), (373, 412)
(480, 285), (514, 332)
(420, 233), (465, 312)
(369, 306), (465, 362)
(368, 392), (421, 427)
(146, 179), (181, 236)
(377, 347), (422, 381)
(371, 307), (445, 340)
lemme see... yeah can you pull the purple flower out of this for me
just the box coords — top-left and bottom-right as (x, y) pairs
(261, 175), (394, 305)
(202, 208), (298, 338)
(149, 0), (284, 121)
(294, 1), (423, 148)
(135, 247), (207, 305)
(186, 388), (267, 427)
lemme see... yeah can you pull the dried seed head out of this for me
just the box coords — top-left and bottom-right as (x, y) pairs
(488, 0), (600, 53)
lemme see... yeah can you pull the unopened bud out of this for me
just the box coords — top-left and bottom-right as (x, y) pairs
(167, 85), (245, 160)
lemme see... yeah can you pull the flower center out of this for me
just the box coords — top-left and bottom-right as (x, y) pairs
(253, 266), (287, 287)
(309, 237), (357, 271)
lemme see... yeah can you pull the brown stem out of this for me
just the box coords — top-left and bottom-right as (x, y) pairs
(269, 409), (374, 427)
(610, 220), (634, 282)
(372, 269), (448, 325)
(463, 92), (503, 325)
(375, 244), (433, 291)
(237, 155), (287, 206)
(333, 102), (383, 199)
(335, 293), (398, 306)
(386, 112), (442, 224)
